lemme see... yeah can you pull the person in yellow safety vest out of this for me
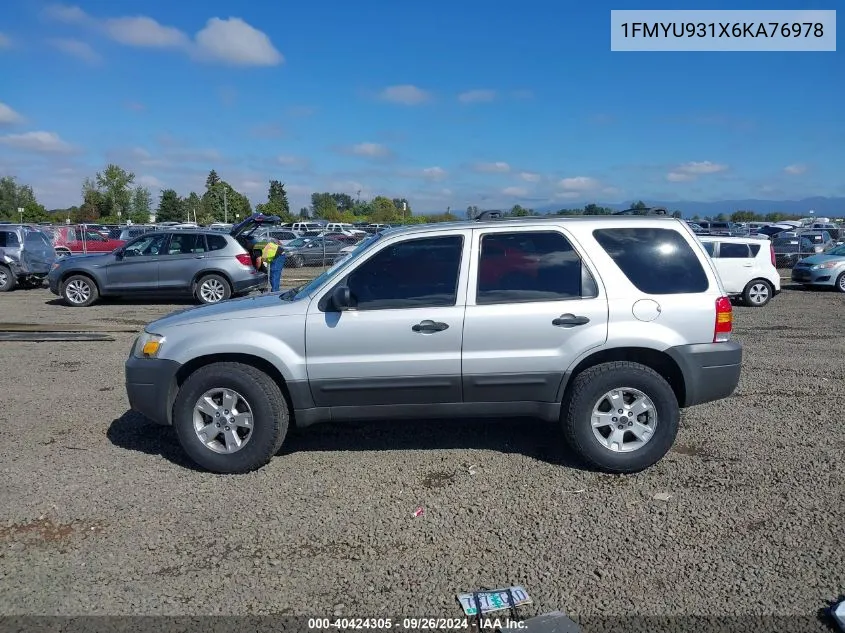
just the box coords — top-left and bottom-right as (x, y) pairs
(260, 237), (286, 292)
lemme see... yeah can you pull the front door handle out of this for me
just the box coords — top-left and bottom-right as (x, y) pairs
(194, 255), (205, 259)
(412, 320), (449, 333)
(552, 314), (590, 327)
(742, 263), (752, 267)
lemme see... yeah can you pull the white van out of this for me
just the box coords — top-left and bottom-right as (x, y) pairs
(325, 222), (366, 235)
(290, 222), (323, 233)
(699, 236), (781, 307)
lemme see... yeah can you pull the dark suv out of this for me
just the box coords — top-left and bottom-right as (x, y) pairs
(0, 224), (56, 292)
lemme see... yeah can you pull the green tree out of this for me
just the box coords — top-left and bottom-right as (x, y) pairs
(714, 213), (727, 221)
(630, 200), (648, 210)
(370, 196), (398, 222)
(0, 176), (42, 221)
(184, 192), (205, 223)
(331, 193), (355, 213)
(510, 204), (530, 217)
(156, 189), (184, 223)
(95, 164), (135, 219)
(205, 170), (221, 189)
(299, 207), (309, 218)
(256, 180), (293, 220)
(310, 192), (339, 219)
(466, 205), (480, 219)
(583, 203), (613, 215)
(731, 210), (757, 223)
(671, 210), (682, 219)
(202, 181), (251, 222)
(129, 186), (153, 224)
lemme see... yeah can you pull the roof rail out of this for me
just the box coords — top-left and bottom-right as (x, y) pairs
(612, 206), (669, 216)
(474, 210), (506, 221)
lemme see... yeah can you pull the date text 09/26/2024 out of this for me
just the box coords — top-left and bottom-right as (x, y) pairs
(307, 617), (527, 630)
(610, 9), (836, 51)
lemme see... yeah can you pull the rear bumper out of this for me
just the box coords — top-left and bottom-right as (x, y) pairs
(125, 356), (182, 425)
(666, 341), (743, 407)
(233, 272), (266, 293)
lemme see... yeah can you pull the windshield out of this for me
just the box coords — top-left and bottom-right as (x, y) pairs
(826, 244), (845, 257)
(283, 233), (383, 301)
(286, 237), (311, 248)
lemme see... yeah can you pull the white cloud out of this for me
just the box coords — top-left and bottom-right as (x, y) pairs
(422, 166), (447, 180)
(103, 16), (188, 48)
(502, 186), (527, 197)
(42, 4), (90, 23)
(0, 32), (12, 48)
(666, 172), (694, 182)
(474, 161), (510, 173)
(784, 164), (806, 175)
(554, 191), (582, 200)
(458, 89), (496, 104)
(519, 171), (541, 182)
(0, 102), (23, 125)
(193, 18), (283, 66)
(378, 85), (431, 105)
(43, 5), (282, 67)
(48, 38), (101, 64)
(350, 142), (390, 158)
(137, 175), (163, 188)
(0, 131), (74, 153)
(675, 161), (728, 175)
(277, 155), (307, 167)
(558, 176), (600, 191)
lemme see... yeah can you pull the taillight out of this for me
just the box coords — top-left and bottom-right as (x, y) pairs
(235, 253), (252, 267)
(770, 244), (776, 267)
(714, 296), (732, 342)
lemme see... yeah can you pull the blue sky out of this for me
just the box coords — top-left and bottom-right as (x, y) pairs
(0, 0), (841, 212)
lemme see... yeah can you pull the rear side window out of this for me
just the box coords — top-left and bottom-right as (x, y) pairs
(0, 231), (11, 247)
(167, 233), (207, 254)
(718, 243), (750, 258)
(24, 231), (50, 246)
(206, 234), (228, 251)
(749, 243), (761, 257)
(476, 231), (598, 304)
(701, 241), (715, 256)
(592, 228), (710, 294)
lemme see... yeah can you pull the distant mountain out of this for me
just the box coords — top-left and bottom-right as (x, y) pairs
(531, 197), (845, 219)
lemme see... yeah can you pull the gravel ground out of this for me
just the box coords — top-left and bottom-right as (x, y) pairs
(0, 276), (842, 627)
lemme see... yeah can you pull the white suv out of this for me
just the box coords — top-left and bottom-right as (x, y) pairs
(699, 236), (781, 307)
(126, 216), (743, 475)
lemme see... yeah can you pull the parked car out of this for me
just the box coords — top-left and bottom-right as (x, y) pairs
(686, 221), (707, 235)
(118, 226), (158, 241)
(698, 236), (780, 306)
(0, 225), (56, 292)
(47, 230), (266, 307)
(790, 243), (845, 292)
(49, 225), (126, 257)
(124, 215), (742, 475)
(284, 236), (346, 267)
(229, 213), (283, 264)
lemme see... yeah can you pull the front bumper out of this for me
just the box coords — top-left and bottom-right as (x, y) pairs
(47, 270), (61, 295)
(666, 341), (743, 407)
(125, 356), (182, 425)
(791, 268), (837, 286)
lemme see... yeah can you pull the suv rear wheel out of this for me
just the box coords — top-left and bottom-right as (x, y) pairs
(0, 264), (16, 292)
(196, 274), (231, 304)
(562, 361), (680, 474)
(173, 362), (290, 473)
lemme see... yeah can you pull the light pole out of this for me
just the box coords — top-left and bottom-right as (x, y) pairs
(17, 207), (24, 224)
(223, 188), (229, 224)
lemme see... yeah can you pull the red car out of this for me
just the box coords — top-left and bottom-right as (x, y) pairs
(50, 225), (126, 256)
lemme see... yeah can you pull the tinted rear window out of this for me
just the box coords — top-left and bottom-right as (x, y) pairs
(207, 234), (228, 251)
(592, 228), (710, 294)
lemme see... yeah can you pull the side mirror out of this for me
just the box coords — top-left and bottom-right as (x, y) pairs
(330, 285), (353, 311)
(114, 248), (124, 260)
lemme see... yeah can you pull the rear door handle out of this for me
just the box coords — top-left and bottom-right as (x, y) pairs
(195, 255), (205, 259)
(412, 320), (449, 333)
(742, 263), (753, 267)
(552, 314), (590, 327)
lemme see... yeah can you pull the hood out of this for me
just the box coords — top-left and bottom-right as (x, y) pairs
(60, 252), (114, 263)
(797, 253), (845, 266)
(146, 292), (307, 331)
(229, 213), (282, 238)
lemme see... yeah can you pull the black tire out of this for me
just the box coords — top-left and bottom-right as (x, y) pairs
(836, 272), (845, 294)
(289, 254), (304, 268)
(741, 278), (773, 307)
(60, 274), (99, 307)
(173, 362), (290, 474)
(0, 265), (16, 292)
(195, 274), (231, 305)
(561, 361), (680, 474)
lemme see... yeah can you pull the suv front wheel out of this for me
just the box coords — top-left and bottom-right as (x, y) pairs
(562, 361), (680, 474)
(173, 362), (290, 473)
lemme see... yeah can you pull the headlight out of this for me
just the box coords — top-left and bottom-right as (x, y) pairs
(811, 261), (840, 270)
(133, 332), (165, 358)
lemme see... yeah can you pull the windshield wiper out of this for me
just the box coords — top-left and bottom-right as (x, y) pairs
(279, 285), (301, 300)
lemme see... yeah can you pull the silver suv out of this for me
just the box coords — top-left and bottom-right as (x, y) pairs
(125, 216), (743, 474)
(0, 224), (56, 292)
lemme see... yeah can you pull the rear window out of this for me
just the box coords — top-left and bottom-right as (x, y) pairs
(592, 227), (710, 294)
(207, 234), (228, 251)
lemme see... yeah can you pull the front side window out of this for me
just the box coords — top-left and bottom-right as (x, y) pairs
(593, 228), (710, 294)
(125, 233), (168, 256)
(476, 231), (597, 304)
(341, 235), (463, 310)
